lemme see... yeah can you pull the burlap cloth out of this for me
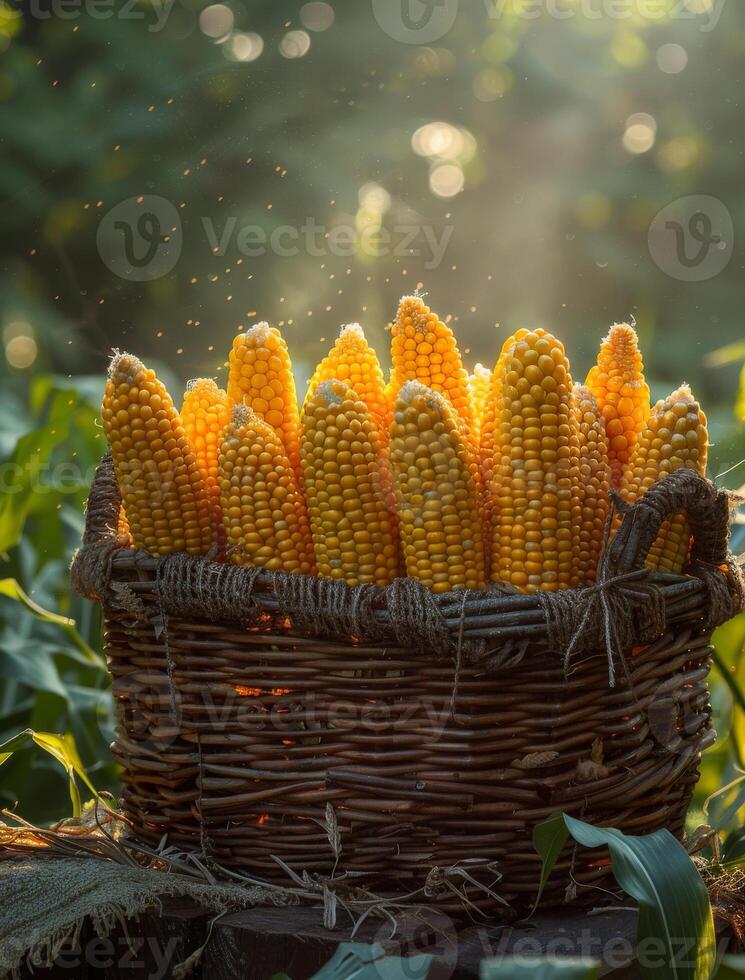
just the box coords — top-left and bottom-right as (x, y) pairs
(0, 853), (281, 978)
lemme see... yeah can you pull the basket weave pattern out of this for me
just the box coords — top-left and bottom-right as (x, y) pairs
(72, 456), (744, 912)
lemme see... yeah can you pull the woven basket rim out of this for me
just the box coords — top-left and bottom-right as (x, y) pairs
(71, 454), (745, 669)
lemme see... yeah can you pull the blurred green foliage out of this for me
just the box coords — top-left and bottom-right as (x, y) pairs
(0, 0), (743, 858)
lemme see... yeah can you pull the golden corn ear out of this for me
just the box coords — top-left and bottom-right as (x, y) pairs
(301, 380), (399, 585)
(586, 323), (650, 487)
(467, 363), (492, 442)
(620, 384), (708, 573)
(101, 352), (213, 556)
(389, 381), (485, 593)
(181, 378), (230, 547)
(572, 384), (611, 585)
(227, 322), (303, 485)
(490, 330), (578, 593)
(479, 329), (531, 508)
(218, 404), (315, 574)
(305, 324), (390, 439)
(391, 295), (474, 433)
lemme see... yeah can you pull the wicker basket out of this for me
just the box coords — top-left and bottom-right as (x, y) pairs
(71, 455), (744, 914)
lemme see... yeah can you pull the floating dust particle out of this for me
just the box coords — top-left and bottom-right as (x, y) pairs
(416, 281), (424, 290)
(156, 331), (163, 337)
(227, 295), (233, 301)
(470, 306), (476, 313)
(451, 265), (457, 271)
(362, 305), (368, 312)
(487, 274), (493, 280)
(99, 298), (105, 305)
(179, 202), (187, 209)
(267, 203), (273, 210)
(114, 144), (120, 151)
(329, 273), (335, 280)
(236, 258), (243, 265)
(245, 158), (253, 165)
(183, 169), (190, 176)
(136, 196), (144, 204)
(52, 80), (59, 87)
(247, 310), (256, 317)
(29, 248), (36, 256)
(319, 336), (326, 342)
(191, 277), (198, 284)
(148, 105), (155, 112)
(217, 196), (224, 203)
(325, 305), (332, 312)
(465, 347), (470, 354)
(200, 158), (207, 166)
(288, 319), (294, 325)
(225, 267), (231, 273)
(208, 345), (214, 351)
(176, 348), (183, 354)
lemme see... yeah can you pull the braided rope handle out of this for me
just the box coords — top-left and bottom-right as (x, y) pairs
(607, 468), (738, 576)
(80, 451), (121, 547)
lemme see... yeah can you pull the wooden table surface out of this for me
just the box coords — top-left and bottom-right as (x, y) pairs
(15, 898), (643, 979)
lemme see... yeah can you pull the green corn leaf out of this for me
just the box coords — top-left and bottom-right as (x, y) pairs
(0, 578), (105, 669)
(0, 728), (98, 818)
(533, 813), (715, 980)
(480, 959), (599, 979)
(716, 957), (745, 978)
(309, 943), (432, 980)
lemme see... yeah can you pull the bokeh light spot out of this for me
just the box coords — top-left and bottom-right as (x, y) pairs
(280, 30), (311, 58)
(300, 2), (334, 32)
(199, 4), (234, 40)
(656, 43), (688, 75)
(429, 163), (464, 198)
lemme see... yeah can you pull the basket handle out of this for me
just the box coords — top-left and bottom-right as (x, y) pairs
(606, 468), (736, 576)
(80, 451), (121, 548)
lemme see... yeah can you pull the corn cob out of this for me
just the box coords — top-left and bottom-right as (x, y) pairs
(101, 352), (213, 556)
(619, 384), (708, 573)
(586, 323), (651, 487)
(391, 295), (474, 434)
(227, 322), (303, 486)
(490, 330), (579, 592)
(467, 363), (492, 442)
(301, 380), (399, 585)
(305, 324), (390, 439)
(479, 329), (531, 504)
(572, 384), (611, 585)
(218, 404), (315, 574)
(389, 381), (485, 593)
(181, 378), (230, 549)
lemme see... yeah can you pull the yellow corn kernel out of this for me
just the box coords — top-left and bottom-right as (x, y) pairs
(227, 322), (303, 485)
(301, 380), (399, 585)
(467, 363), (492, 442)
(572, 384), (611, 585)
(101, 352), (213, 556)
(389, 381), (485, 593)
(218, 404), (315, 574)
(390, 295), (475, 433)
(181, 378), (230, 547)
(619, 384), (708, 573)
(305, 324), (390, 439)
(490, 330), (578, 593)
(586, 323), (651, 487)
